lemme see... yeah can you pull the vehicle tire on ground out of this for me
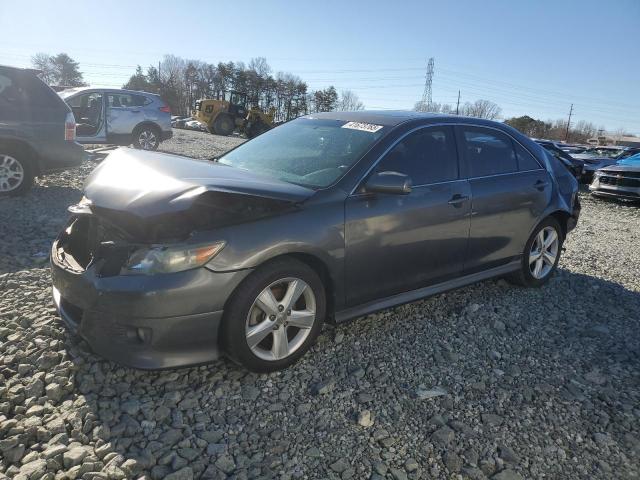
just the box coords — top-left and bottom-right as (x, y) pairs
(507, 216), (563, 287)
(221, 257), (326, 372)
(133, 125), (160, 151)
(247, 121), (270, 139)
(0, 147), (34, 197)
(212, 114), (235, 136)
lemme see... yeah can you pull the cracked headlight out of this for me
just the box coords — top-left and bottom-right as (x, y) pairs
(122, 241), (225, 275)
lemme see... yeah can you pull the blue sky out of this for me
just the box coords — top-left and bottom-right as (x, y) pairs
(1, 0), (638, 134)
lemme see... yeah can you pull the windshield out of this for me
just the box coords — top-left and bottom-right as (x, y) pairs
(584, 147), (622, 158)
(219, 117), (386, 188)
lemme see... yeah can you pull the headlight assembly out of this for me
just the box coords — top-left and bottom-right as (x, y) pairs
(122, 241), (225, 275)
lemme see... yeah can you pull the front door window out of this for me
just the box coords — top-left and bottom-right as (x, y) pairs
(70, 92), (104, 137)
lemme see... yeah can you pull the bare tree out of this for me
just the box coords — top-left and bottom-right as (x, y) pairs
(31, 52), (85, 86)
(413, 100), (455, 114)
(612, 127), (628, 145)
(248, 57), (271, 78)
(461, 99), (502, 120)
(336, 90), (364, 111)
(31, 53), (55, 84)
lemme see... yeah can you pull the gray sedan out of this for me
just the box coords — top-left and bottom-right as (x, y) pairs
(50, 112), (580, 372)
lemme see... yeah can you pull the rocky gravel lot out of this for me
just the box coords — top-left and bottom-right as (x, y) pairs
(1, 131), (639, 480)
(159, 129), (246, 160)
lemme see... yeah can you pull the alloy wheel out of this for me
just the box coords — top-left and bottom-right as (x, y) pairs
(529, 226), (559, 279)
(138, 130), (158, 150)
(0, 154), (25, 192)
(245, 277), (316, 361)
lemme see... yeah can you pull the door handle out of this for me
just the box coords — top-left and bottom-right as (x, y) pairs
(448, 194), (469, 207)
(534, 180), (550, 191)
(130, 110), (140, 113)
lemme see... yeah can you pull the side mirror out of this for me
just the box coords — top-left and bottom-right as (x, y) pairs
(364, 171), (412, 195)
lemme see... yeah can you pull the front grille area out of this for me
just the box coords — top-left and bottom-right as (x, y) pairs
(599, 174), (640, 188)
(56, 215), (132, 276)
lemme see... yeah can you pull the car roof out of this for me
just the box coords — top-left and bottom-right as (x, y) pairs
(0, 64), (42, 75)
(59, 86), (159, 97)
(304, 110), (508, 129)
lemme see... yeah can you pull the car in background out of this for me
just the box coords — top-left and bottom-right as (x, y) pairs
(171, 115), (192, 129)
(51, 112), (580, 372)
(575, 146), (625, 159)
(616, 147), (640, 159)
(534, 140), (584, 179)
(589, 153), (640, 201)
(59, 88), (173, 150)
(576, 146), (639, 183)
(0, 65), (85, 196)
(184, 119), (209, 132)
(560, 145), (588, 154)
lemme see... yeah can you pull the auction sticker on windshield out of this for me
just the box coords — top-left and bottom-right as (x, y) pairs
(341, 121), (383, 133)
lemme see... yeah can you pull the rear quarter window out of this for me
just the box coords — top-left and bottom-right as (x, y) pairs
(133, 94), (153, 106)
(0, 72), (26, 108)
(514, 142), (542, 171)
(461, 127), (518, 177)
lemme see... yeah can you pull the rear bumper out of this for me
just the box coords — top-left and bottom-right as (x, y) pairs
(38, 141), (86, 172)
(567, 194), (580, 232)
(50, 240), (250, 369)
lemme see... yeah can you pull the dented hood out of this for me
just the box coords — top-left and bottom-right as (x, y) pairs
(83, 148), (315, 218)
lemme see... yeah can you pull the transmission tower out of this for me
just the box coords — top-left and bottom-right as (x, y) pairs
(420, 58), (434, 111)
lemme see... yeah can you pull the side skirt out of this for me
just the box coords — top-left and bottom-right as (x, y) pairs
(334, 259), (521, 323)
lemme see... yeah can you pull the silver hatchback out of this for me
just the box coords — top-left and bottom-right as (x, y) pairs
(59, 88), (172, 150)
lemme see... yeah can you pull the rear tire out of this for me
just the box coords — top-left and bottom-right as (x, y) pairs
(133, 125), (160, 151)
(213, 114), (235, 136)
(221, 258), (326, 372)
(507, 217), (563, 287)
(0, 148), (34, 197)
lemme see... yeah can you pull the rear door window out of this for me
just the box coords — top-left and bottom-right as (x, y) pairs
(460, 127), (518, 177)
(376, 126), (459, 185)
(1, 71), (62, 107)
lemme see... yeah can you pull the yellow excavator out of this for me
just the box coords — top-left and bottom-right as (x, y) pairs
(193, 91), (274, 138)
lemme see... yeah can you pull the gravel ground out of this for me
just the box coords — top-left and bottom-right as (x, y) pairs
(0, 134), (639, 480)
(159, 129), (245, 160)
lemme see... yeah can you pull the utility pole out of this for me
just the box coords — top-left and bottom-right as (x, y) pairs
(420, 58), (434, 112)
(455, 90), (461, 115)
(565, 104), (573, 142)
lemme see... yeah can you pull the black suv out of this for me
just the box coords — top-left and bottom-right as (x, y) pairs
(0, 65), (86, 196)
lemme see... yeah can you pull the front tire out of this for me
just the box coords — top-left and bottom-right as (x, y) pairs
(507, 217), (563, 287)
(221, 258), (326, 372)
(133, 125), (160, 151)
(0, 149), (34, 197)
(212, 114), (235, 136)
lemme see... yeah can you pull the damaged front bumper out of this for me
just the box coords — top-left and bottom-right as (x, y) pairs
(50, 221), (249, 369)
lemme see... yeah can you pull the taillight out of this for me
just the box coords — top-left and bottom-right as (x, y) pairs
(159, 105), (171, 113)
(65, 112), (76, 141)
